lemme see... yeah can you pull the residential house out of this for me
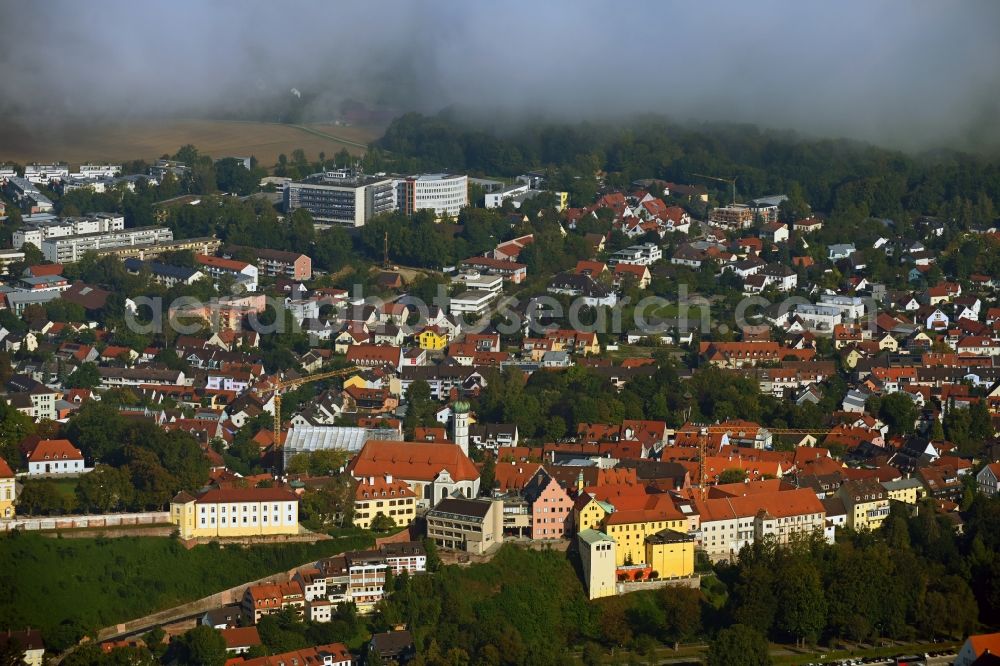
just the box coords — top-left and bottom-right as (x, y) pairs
(27, 439), (86, 476)
(547, 272), (617, 307)
(836, 479), (890, 531)
(0, 629), (44, 666)
(242, 581), (306, 623)
(759, 221), (789, 244)
(418, 326), (450, 350)
(522, 469), (573, 540)
(977, 463), (1000, 497)
(236, 643), (352, 666)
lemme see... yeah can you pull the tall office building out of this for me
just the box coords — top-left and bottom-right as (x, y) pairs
(283, 170), (395, 228)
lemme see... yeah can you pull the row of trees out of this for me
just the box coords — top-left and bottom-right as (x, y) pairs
(14, 403), (210, 515)
(472, 359), (840, 442)
(375, 112), (1000, 224)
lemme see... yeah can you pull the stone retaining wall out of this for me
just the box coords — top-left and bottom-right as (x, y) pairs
(0, 511), (170, 532)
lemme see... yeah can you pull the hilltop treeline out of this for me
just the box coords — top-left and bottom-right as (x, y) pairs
(373, 112), (1000, 221)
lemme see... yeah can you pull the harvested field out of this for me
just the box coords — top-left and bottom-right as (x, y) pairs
(0, 119), (381, 167)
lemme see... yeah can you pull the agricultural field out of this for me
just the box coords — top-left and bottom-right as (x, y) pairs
(0, 119), (381, 167)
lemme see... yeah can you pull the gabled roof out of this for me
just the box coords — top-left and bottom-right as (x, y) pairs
(348, 440), (479, 482)
(28, 439), (83, 462)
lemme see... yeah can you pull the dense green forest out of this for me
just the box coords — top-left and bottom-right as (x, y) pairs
(373, 113), (1000, 221)
(0, 532), (373, 650)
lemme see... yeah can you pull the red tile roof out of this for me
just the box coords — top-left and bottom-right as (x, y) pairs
(348, 440), (479, 483)
(28, 439), (83, 462)
(220, 626), (260, 649)
(187, 487), (298, 504)
(195, 254), (250, 271)
(355, 476), (417, 501)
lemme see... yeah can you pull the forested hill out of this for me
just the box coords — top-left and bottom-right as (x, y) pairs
(371, 112), (1000, 221)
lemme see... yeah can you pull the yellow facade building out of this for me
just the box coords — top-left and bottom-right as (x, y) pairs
(0, 457), (16, 519)
(602, 506), (688, 568)
(573, 495), (611, 533)
(553, 191), (569, 212)
(354, 474), (417, 529)
(342, 374), (369, 391)
(418, 327), (449, 350)
(645, 529), (696, 579)
(837, 479), (890, 531)
(881, 478), (924, 505)
(170, 487), (300, 539)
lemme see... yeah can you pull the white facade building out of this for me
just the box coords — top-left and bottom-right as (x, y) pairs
(795, 304), (843, 332)
(41, 226), (173, 263)
(449, 290), (496, 318)
(27, 439), (86, 476)
(24, 163), (69, 184)
(818, 294), (866, 320)
(14, 213), (125, 249)
(396, 173), (468, 219)
(77, 164), (122, 178)
(607, 243), (663, 266)
(484, 182), (529, 208)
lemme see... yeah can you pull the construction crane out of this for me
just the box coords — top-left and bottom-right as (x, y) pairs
(255, 365), (361, 445)
(691, 173), (738, 206)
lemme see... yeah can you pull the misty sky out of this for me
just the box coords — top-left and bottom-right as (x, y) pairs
(1, 0), (998, 151)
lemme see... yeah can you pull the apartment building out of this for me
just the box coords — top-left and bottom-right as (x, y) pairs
(24, 162), (69, 184)
(316, 543), (426, 613)
(353, 474), (417, 529)
(226, 246), (311, 281)
(195, 253), (259, 291)
(41, 226), (173, 263)
(242, 581), (305, 623)
(709, 204), (755, 229)
(3, 177), (53, 213)
(13, 213), (124, 249)
(284, 170), (395, 227)
(836, 479), (890, 531)
(170, 487), (300, 539)
(459, 256), (528, 283)
(449, 289), (496, 318)
(78, 164), (122, 178)
(123, 258), (205, 288)
(96, 236), (221, 262)
(695, 488), (826, 560)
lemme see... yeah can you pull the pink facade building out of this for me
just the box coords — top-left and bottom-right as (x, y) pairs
(524, 469), (573, 539)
